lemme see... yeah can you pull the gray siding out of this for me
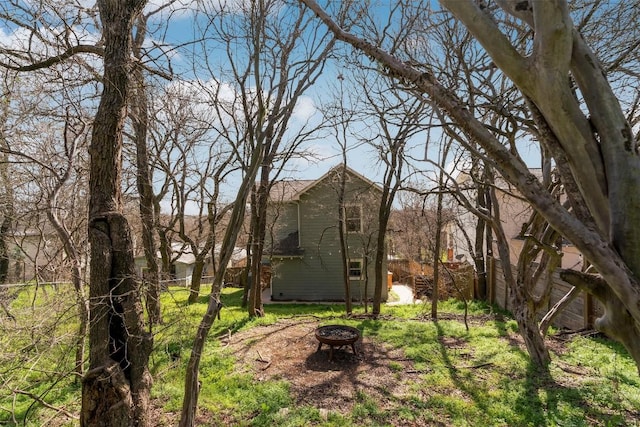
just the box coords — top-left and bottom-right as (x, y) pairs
(266, 201), (299, 249)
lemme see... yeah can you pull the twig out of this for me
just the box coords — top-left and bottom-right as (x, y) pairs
(260, 361), (272, 370)
(256, 350), (270, 363)
(256, 350), (272, 370)
(222, 329), (232, 348)
(12, 389), (78, 420)
(446, 362), (494, 370)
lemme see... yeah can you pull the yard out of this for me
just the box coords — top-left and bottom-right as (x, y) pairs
(1, 285), (639, 426)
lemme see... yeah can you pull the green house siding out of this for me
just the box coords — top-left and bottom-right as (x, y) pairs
(268, 201), (299, 246)
(270, 256), (380, 301)
(267, 167), (388, 302)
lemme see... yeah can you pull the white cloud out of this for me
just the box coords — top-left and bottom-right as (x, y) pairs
(292, 96), (316, 121)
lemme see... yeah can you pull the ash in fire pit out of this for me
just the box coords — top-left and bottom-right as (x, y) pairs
(315, 325), (360, 360)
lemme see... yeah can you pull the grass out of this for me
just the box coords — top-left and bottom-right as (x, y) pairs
(1, 284), (639, 426)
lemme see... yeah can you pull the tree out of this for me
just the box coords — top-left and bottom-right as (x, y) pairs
(357, 80), (429, 317)
(178, 105), (265, 427)
(300, 0), (640, 372)
(144, 79), (238, 305)
(323, 76), (356, 314)
(0, 71), (16, 312)
(130, 10), (161, 325)
(82, 0), (153, 424)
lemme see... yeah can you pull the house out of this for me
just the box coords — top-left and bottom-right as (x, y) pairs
(265, 165), (388, 302)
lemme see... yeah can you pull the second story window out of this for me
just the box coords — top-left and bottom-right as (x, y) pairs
(348, 260), (362, 279)
(344, 204), (362, 233)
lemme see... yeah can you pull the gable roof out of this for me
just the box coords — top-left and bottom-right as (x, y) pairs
(269, 165), (381, 202)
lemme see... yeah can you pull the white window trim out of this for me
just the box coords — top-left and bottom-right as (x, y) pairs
(344, 204), (363, 233)
(348, 258), (363, 280)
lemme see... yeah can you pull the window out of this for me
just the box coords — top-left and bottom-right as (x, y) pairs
(344, 204), (362, 233)
(348, 260), (362, 280)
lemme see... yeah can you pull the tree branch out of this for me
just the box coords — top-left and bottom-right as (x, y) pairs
(440, 0), (531, 91)
(559, 269), (607, 300)
(1, 45), (104, 72)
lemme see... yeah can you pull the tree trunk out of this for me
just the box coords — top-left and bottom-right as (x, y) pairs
(82, 0), (152, 425)
(0, 129), (14, 321)
(336, 165), (353, 315)
(248, 175), (269, 317)
(179, 136), (264, 427)
(431, 190), (443, 320)
(473, 179), (487, 300)
(490, 186), (551, 369)
(131, 14), (161, 325)
(0, 94), (14, 285)
(187, 258), (206, 305)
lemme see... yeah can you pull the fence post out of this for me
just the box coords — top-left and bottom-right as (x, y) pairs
(487, 256), (495, 305)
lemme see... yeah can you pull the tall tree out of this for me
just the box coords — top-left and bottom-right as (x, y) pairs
(300, 0), (640, 371)
(358, 81), (429, 317)
(82, 0), (153, 424)
(178, 111), (265, 427)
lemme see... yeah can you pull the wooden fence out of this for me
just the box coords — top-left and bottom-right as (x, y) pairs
(487, 257), (603, 331)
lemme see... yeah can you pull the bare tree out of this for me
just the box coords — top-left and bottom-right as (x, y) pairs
(357, 79), (430, 317)
(178, 109), (265, 427)
(0, 71), (16, 311)
(0, 64), (92, 378)
(82, 0), (153, 424)
(130, 11), (160, 325)
(43, 112), (90, 376)
(144, 79), (238, 305)
(323, 76), (356, 314)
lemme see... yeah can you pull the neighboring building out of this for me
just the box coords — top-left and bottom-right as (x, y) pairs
(451, 169), (583, 270)
(134, 243), (246, 286)
(265, 165), (388, 302)
(8, 223), (80, 284)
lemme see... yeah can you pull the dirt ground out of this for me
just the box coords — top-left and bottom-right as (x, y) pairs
(223, 317), (417, 418)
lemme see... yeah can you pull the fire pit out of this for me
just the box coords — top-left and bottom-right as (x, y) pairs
(315, 325), (360, 360)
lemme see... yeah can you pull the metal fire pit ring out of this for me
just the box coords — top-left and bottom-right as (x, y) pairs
(315, 325), (360, 360)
